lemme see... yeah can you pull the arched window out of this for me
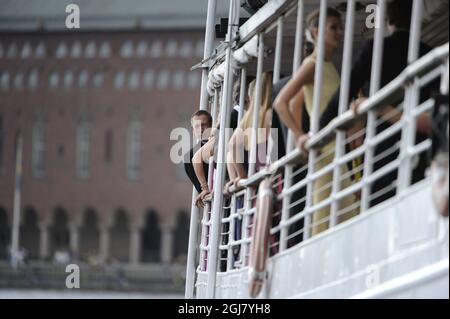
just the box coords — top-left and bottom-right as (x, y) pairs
(157, 70), (170, 90)
(7, 42), (18, 58)
(92, 72), (104, 88)
(143, 69), (155, 89)
(78, 70), (89, 88)
(180, 40), (193, 58)
(187, 71), (200, 89)
(99, 42), (111, 58)
(136, 41), (148, 58)
(56, 42), (68, 59)
(49, 72), (59, 89)
(14, 72), (24, 90)
(28, 69), (39, 91)
(70, 41), (82, 58)
(150, 41), (162, 58)
(63, 70), (74, 89)
(35, 42), (46, 58)
(195, 39), (204, 58)
(114, 71), (126, 89)
(165, 39), (178, 57)
(1, 72), (10, 91)
(173, 70), (184, 90)
(85, 41), (96, 59)
(128, 70), (140, 90)
(120, 41), (134, 58)
(21, 42), (32, 59)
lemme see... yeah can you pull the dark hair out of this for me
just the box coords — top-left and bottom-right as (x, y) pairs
(387, 0), (412, 30)
(306, 7), (341, 30)
(191, 110), (212, 126)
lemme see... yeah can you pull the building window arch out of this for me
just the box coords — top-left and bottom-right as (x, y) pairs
(150, 41), (162, 58)
(56, 42), (68, 59)
(63, 70), (74, 89)
(165, 39), (178, 58)
(7, 42), (18, 58)
(157, 70), (170, 90)
(120, 41), (134, 58)
(21, 42), (32, 59)
(71, 41), (82, 58)
(35, 42), (46, 58)
(85, 41), (96, 59)
(114, 71), (125, 89)
(14, 72), (24, 90)
(128, 70), (140, 90)
(180, 40), (193, 58)
(143, 69), (155, 89)
(173, 70), (184, 90)
(99, 42), (111, 58)
(49, 72), (59, 89)
(28, 69), (39, 91)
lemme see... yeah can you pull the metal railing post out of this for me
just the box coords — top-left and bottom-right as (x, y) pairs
(398, 0), (423, 193)
(241, 32), (265, 265)
(280, 0), (304, 251)
(361, 0), (386, 212)
(329, 0), (355, 226)
(185, 0), (217, 299)
(206, 0), (239, 298)
(303, 0), (328, 238)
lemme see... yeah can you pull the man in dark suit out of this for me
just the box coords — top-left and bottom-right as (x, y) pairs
(318, 0), (437, 207)
(183, 110), (212, 193)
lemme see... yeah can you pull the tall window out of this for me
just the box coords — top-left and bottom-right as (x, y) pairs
(165, 40), (177, 58)
(35, 42), (46, 58)
(76, 117), (91, 179)
(99, 42), (111, 58)
(127, 117), (141, 180)
(21, 42), (32, 59)
(7, 42), (17, 58)
(28, 69), (39, 91)
(56, 42), (68, 59)
(157, 70), (170, 90)
(32, 115), (45, 178)
(120, 41), (134, 58)
(1, 71), (10, 91)
(84, 41), (96, 59)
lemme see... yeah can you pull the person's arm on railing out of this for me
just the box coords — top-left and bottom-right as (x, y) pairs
(351, 97), (432, 135)
(193, 137), (215, 208)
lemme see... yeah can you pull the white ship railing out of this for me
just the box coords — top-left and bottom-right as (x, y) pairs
(186, 0), (449, 299)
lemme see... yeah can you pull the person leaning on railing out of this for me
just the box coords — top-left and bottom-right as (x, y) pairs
(184, 110), (212, 194)
(226, 72), (273, 191)
(274, 7), (359, 236)
(319, 0), (437, 207)
(192, 85), (241, 208)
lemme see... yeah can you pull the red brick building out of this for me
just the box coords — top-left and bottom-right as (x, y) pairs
(0, 0), (228, 264)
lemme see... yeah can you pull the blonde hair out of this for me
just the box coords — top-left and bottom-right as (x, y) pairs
(239, 72), (273, 150)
